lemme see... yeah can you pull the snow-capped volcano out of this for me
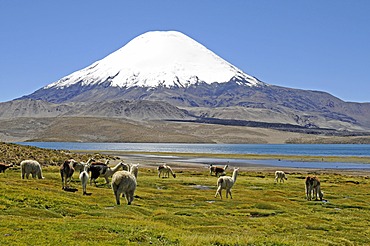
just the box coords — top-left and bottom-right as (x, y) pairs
(11, 30), (370, 136)
(45, 31), (262, 89)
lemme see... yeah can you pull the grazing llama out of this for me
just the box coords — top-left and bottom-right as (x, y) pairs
(79, 163), (90, 195)
(60, 159), (77, 190)
(20, 160), (44, 179)
(157, 164), (176, 178)
(305, 176), (323, 201)
(0, 163), (13, 173)
(111, 165), (138, 205)
(274, 171), (288, 183)
(209, 164), (228, 177)
(215, 168), (239, 199)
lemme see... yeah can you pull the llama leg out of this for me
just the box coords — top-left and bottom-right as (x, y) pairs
(312, 188), (315, 200)
(128, 192), (134, 205)
(317, 185), (324, 201)
(306, 186), (309, 200)
(115, 192), (121, 205)
(225, 189), (232, 199)
(82, 178), (86, 195)
(215, 187), (222, 199)
(124, 192), (130, 205)
(113, 185), (120, 205)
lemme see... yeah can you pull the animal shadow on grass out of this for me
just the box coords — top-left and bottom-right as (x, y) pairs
(95, 183), (110, 188)
(63, 187), (78, 193)
(84, 192), (92, 196)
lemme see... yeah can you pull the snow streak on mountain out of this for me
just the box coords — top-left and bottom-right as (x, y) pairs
(44, 31), (263, 89)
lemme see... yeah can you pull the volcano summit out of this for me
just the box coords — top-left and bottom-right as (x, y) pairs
(30, 31), (262, 98)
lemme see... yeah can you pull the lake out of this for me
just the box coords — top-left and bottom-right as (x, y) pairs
(17, 142), (370, 170)
(16, 142), (370, 156)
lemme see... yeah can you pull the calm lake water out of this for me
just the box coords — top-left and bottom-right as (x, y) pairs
(17, 142), (370, 170)
(16, 142), (370, 156)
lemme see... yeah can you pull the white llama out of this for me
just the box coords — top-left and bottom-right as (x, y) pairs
(274, 171), (288, 183)
(215, 168), (239, 199)
(79, 163), (90, 195)
(20, 160), (44, 179)
(111, 165), (138, 205)
(157, 164), (176, 178)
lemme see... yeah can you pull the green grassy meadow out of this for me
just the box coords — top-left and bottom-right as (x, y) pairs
(1, 162), (370, 245)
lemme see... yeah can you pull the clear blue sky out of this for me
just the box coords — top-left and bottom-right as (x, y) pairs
(1, 0), (369, 103)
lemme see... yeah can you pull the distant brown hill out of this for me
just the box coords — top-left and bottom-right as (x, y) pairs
(16, 81), (370, 131)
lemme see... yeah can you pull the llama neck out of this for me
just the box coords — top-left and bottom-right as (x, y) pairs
(131, 167), (138, 178)
(83, 165), (89, 172)
(232, 170), (238, 182)
(111, 163), (122, 172)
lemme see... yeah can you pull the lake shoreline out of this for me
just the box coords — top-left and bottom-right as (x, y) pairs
(71, 150), (370, 176)
(71, 149), (370, 163)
